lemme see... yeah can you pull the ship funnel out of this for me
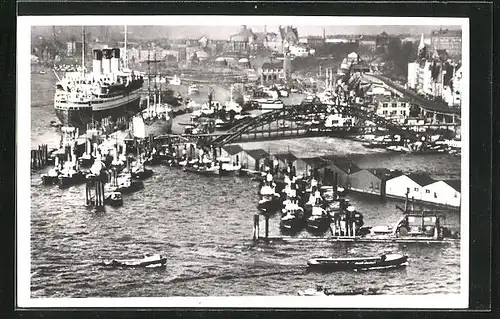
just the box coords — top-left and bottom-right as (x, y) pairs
(111, 48), (121, 73)
(92, 49), (102, 75)
(102, 49), (112, 74)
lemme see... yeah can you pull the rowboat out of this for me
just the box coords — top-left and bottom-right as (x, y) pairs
(101, 254), (167, 268)
(298, 286), (379, 296)
(307, 254), (408, 271)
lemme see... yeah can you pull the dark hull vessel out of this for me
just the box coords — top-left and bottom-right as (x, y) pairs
(257, 198), (281, 214)
(307, 254), (408, 271)
(58, 172), (86, 189)
(306, 215), (331, 233)
(55, 96), (142, 130)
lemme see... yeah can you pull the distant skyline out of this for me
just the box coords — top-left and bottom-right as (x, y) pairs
(32, 24), (461, 41)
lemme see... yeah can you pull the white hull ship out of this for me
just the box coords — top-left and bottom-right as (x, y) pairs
(54, 48), (144, 130)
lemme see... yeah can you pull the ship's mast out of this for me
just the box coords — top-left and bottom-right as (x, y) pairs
(124, 25), (128, 69)
(81, 26), (85, 76)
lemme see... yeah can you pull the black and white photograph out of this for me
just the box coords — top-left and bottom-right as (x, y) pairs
(17, 15), (469, 308)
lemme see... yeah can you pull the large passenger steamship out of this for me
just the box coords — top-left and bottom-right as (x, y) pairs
(54, 48), (144, 130)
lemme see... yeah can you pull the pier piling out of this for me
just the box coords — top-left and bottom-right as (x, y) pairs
(253, 214), (260, 241)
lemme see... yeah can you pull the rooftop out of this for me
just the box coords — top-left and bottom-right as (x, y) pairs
(443, 179), (461, 192)
(407, 173), (435, 186)
(364, 168), (404, 181)
(274, 152), (298, 163)
(299, 157), (329, 168)
(319, 155), (362, 174)
(244, 149), (270, 160)
(261, 62), (283, 70)
(222, 144), (244, 155)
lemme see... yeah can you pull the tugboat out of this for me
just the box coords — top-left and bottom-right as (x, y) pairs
(130, 162), (153, 180)
(105, 191), (123, 207)
(257, 184), (281, 214)
(58, 161), (85, 189)
(280, 200), (305, 232)
(306, 204), (331, 233)
(41, 166), (60, 185)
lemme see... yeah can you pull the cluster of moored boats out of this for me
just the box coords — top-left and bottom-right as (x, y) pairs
(256, 172), (364, 235)
(41, 141), (153, 207)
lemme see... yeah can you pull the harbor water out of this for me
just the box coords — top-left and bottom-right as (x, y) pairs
(29, 71), (461, 298)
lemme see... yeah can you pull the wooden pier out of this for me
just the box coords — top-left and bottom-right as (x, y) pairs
(31, 144), (49, 169)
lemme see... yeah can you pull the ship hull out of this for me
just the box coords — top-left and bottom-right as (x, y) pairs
(55, 95), (142, 130)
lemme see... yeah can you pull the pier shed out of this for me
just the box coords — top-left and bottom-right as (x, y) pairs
(385, 173), (435, 201)
(349, 168), (403, 197)
(422, 179), (461, 208)
(294, 157), (328, 179)
(273, 152), (297, 170)
(241, 148), (270, 171)
(220, 144), (244, 166)
(318, 156), (362, 188)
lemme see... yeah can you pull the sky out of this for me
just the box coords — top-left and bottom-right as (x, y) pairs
(32, 25), (461, 42)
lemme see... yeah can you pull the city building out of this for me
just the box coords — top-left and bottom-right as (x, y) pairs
(289, 45), (313, 58)
(299, 36), (325, 49)
(229, 25), (256, 53)
(349, 168), (403, 197)
(421, 180), (461, 208)
(279, 25), (299, 47)
(273, 152), (298, 171)
(66, 41), (82, 57)
(375, 31), (391, 52)
(375, 96), (411, 122)
(430, 28), (462, 58)
(385, 173), (435, 201)
(260, 62), (286, 83)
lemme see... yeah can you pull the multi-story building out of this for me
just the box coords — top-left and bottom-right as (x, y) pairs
(430, 28), (462, 58)
(375, 96), (411, 123)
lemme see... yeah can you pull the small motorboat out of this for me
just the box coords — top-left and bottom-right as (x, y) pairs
(41, 167), (60, 185)
(169, 75), (181, 86)
(49, 120), (62, 128)
(298, 285), (379, 296)
(101, 254), (167, 268)
(188, 84), (199, 95)
(131, 164), (153, 180)
(105, 191), (123, 207)
(307, 254), (408, 271)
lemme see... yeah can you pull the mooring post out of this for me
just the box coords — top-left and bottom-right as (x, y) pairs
(253, 214), (260, 241)
(404, 190), (409, 212)
(265, 213), (269, 239)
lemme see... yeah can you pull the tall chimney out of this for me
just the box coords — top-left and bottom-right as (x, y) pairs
(102, 48), (112, 74)
(92, 49), (102, 75)
(111, 48), (120, 73)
